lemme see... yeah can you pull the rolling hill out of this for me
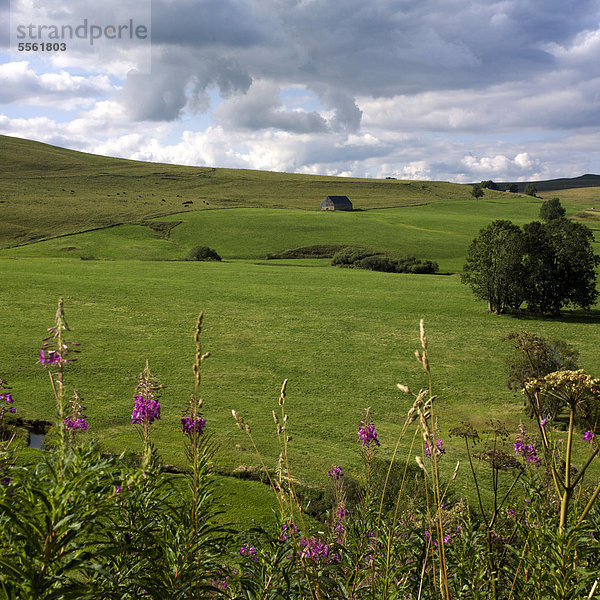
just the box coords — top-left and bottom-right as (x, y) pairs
(0, 134), (511, 249)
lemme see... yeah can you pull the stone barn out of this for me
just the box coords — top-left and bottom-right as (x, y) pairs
(320, 196), (353, 211)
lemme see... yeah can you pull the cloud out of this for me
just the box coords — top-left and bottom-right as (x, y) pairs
(213, 80), (328, 133)
(2, 0), (600, 182)
(0, 61), (115, 107)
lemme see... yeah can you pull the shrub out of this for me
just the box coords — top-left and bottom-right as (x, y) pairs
(356, 255), (396, 272)
(186, 246), (221, 261)
(332, 249), (438, 274)
(330, 247), (375, 267)
(395, 256), (439, 274)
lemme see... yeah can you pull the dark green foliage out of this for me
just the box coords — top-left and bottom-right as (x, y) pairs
(539, 197), (566, 221)
(480, 180), (499, 190)
(332, 248), (438, 274)
(395, 256), (439, 274)
(0, 440), (227, 599)
(0, 444), (121, 598)
(506, 183), (519, 193)
(523, 218), (599, 314)
(463, 218), (599, 315)
(186, 246), (222, 261)
(524, 183), (537, 196)
(461, 220), (526, 314)
(356, 255), (397, 273)
(471, 183), (484, 198)
(330, 246), (374, 266)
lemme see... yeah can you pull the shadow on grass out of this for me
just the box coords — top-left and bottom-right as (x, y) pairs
(506, 309), (600, 325)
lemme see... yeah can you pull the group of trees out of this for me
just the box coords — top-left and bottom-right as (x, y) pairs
(471, 181), (538, 198)
(462, 199), (599, 315)
(471, 181), (521, 198)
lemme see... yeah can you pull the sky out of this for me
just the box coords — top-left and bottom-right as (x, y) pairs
(1, 0), (600, 182)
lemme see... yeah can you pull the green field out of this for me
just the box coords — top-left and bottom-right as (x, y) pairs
(0, 134), (519, 249)
(2, 135), (600, 521)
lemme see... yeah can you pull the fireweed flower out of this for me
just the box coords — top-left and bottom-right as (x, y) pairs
(39, 349), (62, 366)
(425, 438), (446, 458)
(0, 394), (15, 415)
(239, 545), (257, 559)
(514, 436), (541, 465)
(583, 430), (596, 443)
(64, 391), (87, 432)
(131, 393), (160, 426)
(299, 537), (334, 563)
(358, 423), (380, 448)
(39, 298), (81, 370)
(131, 360), (163, 427)
(279, 522), (298, 541)
(181, 414), (206, 435)
(328, 465), (343, 479)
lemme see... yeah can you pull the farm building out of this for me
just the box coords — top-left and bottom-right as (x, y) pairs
(320, 196), (353, 211)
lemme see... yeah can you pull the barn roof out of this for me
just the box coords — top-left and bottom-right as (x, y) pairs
(323, 195), (352, 206)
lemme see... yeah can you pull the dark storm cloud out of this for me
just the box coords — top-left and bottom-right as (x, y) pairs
(150, 0), (278, 48)
(118, 0), (600, 127)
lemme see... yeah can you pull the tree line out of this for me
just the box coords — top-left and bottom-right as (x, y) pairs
(461, 199), (599, 315)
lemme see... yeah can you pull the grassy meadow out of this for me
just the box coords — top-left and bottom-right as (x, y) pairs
(2, 135), (600, 522)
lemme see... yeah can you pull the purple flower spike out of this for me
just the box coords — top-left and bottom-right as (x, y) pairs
(64, 417), (88, 431)
(327, 465), (343, 480)
(40, 349), (62, 366)
(583, 430), (596, 443)
(358, 423), (380, 448)
(514, 436), (541, 465)
(64, 392), (87, 432)
(239, 545), (257, 558)
(181, 415), (206, 435)
(425, 438), (446, 458)
(131, 393), (160, 426)
(1, 394), (13, 404)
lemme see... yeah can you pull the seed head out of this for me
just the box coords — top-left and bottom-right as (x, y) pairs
(419, 319), (427, 350)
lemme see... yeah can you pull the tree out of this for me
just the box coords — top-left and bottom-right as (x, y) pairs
(186, 246), (221, 261)
(506, 183), (519, 193)
(480, 180), (498, 190)
(539, 197), (566, 221)
(461, 220), (526, 314)
(523, 218), (599, 314)
(471, 183), (484, 199)
(462, 218), (599, 315)
(524, 183), (537, 196)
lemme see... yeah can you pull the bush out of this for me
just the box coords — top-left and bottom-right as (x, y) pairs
(332, 249), (438, 274)
(356, 255), (396, 272)
(395, 257), (439, 274)
(186, 246), (221, 261)
(331, 247), (375, 267)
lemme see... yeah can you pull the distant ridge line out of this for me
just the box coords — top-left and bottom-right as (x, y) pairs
(497, 174), (600, 193)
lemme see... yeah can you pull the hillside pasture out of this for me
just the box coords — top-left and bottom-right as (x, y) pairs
(1, 134), (515, 249)
(1, 194), (557, 273)
(2, 258), (599, 494)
